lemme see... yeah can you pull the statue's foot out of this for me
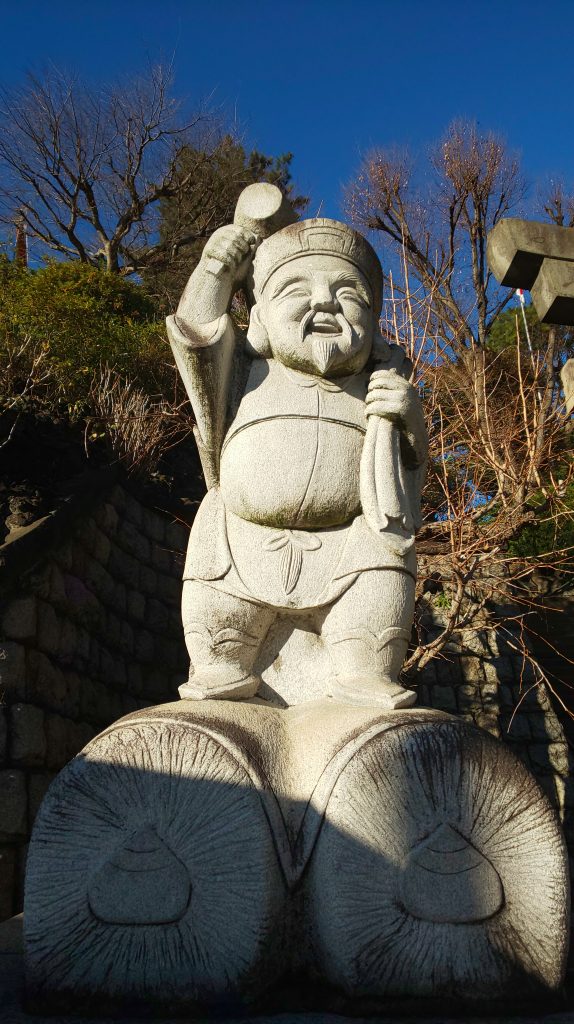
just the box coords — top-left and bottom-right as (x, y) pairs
(179, 667), (261, 701)
(330, 674), (416, 710)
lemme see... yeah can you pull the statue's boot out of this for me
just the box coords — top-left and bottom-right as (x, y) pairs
(325, 624), (415, 708)
(179, 663), (262, 700)
(181, 579), (275, 700)
(330, 672), (416, 708)
(25, 700), (569, 1011)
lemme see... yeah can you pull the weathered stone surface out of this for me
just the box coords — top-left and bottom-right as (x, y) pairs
(104, 612), (121, 649)
(44, 714), (69, 771)
(75, 626), (91, 663)
(25, 703), (569, 1010)
(109, 485), (127, 513)
(0, 642), (26, 701)
(304, 709), (569, 1001)
(26, 650), (66, 708)
(107, 546), (139, 589)
(1, 598), (37, 642)
(0, 709), (6, 764)
(146, 598), (169, 633)
(0, 847), (16, 919)
(58, 619), (77, 664)
(84, 557), (115, 604)
(155, 573), (180, 604)
(166, 519), (188, 551)
(27, 773), (56, 829)
(126, 663), (143, 697)
(126, 589), (145, 622)
(26, 702), (288, 1010)
(63, 573), (99, 623)
(139, 564), (157, 596)
(47, 564), (66, 605)
(7, 181), (574, 1008)
(134, 630), (154, 664)
(504, 713), (532, 741)
(70, 542), (87, 577)
(109, 581), (127, 616)
(142, 509), (165, 544)
(36, 602), (60, 656)
(0, 771), (26, 836)
(531, 258), (574, 324)
(150, 543), (171, 574)
(124, 495), (143, 530)
(94, 501), (119, 535)
(53, 542), (73, 571)
(10, 705), (46, 766)
(117, 520), (150, 563)
(487, 218), (574, 325)
(432, 684), (458, 713)
(92, 527), (112, 566)
(487, 218), (574, 289)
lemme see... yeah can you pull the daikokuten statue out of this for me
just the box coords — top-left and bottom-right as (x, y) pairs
(167, 184), (428, 708)
(25, 192), (569, 1013)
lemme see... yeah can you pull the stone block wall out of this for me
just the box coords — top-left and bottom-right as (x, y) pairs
(417, 616), (572, 812)
(0, 479), (189, 919)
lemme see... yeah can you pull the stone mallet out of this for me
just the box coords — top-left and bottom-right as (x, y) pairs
(204, 182), (297, 278)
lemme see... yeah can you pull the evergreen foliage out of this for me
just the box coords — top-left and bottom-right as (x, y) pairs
(0, 260), (169, 419)
(144, 136), (308, 309)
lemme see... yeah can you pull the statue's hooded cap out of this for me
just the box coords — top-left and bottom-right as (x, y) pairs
(252, 218), (383, 314)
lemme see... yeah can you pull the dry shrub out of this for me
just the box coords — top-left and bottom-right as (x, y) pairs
(382, 279), (574, 715)
(87, 367), (191, 477)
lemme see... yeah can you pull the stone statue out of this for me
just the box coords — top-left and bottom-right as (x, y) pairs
(24, 194), (570, 1014)
(166, 184), (427, 709)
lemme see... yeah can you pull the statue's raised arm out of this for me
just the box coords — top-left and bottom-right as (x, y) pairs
(166, 184), (296, 487)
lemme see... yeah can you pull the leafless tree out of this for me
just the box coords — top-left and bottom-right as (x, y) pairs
(346, 122), (574, 711)
(0, 65), (220, 274)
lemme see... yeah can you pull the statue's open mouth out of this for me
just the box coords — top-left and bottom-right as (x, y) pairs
(302, 311), (345, 338)
(307, 316), (342, 336)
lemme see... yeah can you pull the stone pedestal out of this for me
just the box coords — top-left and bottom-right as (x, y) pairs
(24, 700), (569, 1014)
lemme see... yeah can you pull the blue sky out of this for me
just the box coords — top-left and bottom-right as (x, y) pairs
(1, 0), (573, 219)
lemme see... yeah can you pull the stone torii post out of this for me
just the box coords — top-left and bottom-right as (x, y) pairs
(487, 217), (574, 412)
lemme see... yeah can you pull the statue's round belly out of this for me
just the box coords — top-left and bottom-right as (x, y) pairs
(219, 418), (363, 528)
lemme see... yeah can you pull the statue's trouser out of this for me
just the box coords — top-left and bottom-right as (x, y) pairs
(181, 568), (415, 703)
(24, 703), (570, 1013)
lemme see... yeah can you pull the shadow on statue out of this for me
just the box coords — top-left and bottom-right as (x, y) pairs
(23, 701), (569, 1019)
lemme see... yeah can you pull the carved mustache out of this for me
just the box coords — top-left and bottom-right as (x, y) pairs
(298, 310), (356, 373)
(299, 310), (353, 347)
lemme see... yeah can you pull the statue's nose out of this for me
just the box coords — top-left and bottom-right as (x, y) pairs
(310, 289), (339, 314)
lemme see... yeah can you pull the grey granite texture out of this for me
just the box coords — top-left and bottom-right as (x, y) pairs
(487, 216), (574, 325)
(2, 917), (574, 1024)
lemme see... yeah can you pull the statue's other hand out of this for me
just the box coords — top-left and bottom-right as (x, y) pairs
(202, 225), (257, 282)
(366, 370), (420, 426)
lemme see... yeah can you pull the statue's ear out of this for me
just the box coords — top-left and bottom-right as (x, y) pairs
(246, 304), (272, 357)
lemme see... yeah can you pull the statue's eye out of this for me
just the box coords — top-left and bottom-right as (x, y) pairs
(338, 288), (367, 307)
(277, 286), (310, 301)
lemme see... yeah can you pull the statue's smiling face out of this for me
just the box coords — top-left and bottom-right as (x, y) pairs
(255, 255), (375, 377)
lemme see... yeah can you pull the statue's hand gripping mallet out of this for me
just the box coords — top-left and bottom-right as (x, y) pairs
(204, 182), (297, 279)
